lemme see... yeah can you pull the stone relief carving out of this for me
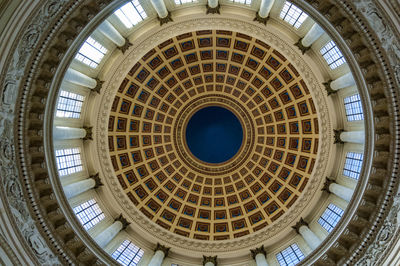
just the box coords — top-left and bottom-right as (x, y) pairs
(94, 17), (333, 252)
(347, 0), (400, 264)
(0, 0), (70, 264)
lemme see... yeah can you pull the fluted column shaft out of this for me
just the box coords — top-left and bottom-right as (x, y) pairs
(148, 250), (165, 266)
(330, 72), (356, 91)
(258, 0), (275, 18)
(63, 179), (95, 199)
(64, 68), (97, 89)
(94, 221), (123, 248)
(340, 131), (365, 144)
(299, 225), (322, 250)
(329, 183), (353, 202)
(150, 0), (168, 18)
(53, 126), (86, 140)
(98, 20), (125, 47)
(301, 23), (324, 47)
(208, 0), (218, 8)
(255, 253), (269, 266)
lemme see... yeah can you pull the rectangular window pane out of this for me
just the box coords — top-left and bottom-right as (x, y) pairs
(228, 0), (252, 5)
(73, 199), (105, 230)
(56, 90), (85, 118)
(318, 203), (344, 232)
(112, 240), (144, 266)
(75, 37), (108, 68)
(115, 0), (147, 29)
(320, 40), (346, 69)
(343, 152), (363, 180)
(175, 0), (197, 4)
(276, 243), (305, 266)
(56, 148), (83, 176)
(344, 94), (364, 121)
(279, 1), (308, 29)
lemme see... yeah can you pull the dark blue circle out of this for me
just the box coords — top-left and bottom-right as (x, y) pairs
(185, 106), (243, 164)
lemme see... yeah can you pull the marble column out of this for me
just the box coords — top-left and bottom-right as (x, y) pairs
(53, 126), (87, 140)
(203, 255), (218, 266)
(323, 178), (354, 202)
(150, 0), (172, 25)
(324, 72), (356, 95)
(295, 23), (324, 54)
(293, 218), (321, 250)
(255, 0), (275, 24)
(63, 173), (103, 199)
(208, 0), (218, 8)
(250, 245), (268, 266)
(64, 68), (103, 93)
(98, 20), (125, 47)
(148, 243), (170, 266)
(94, 214), (130, 248)
(206, 0), (220, 14)
(334, 130), (365, 144)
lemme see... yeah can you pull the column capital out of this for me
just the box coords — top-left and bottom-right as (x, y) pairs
(157, 11), (173, 26)
(253, 12), (269, 25)
(250, 245), (266, 259)
(119, 38), (132, 54)
(206, 3), (220, 14)
(90, 173), (103, 189)
(115, 214), (130, 230)
(323, 80), (337, 95)
(155, 243), (170, 257)
(292, 217), (308, 234)
(83, 126), (93, 140)
(203, 255), (217, 266)
(322, 177), (335, 192)
(294, 38), (310, 54)
(93, 78), (104, 94)
(334, 129), (345, 144)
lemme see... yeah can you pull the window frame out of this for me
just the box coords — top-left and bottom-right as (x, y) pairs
(55, 147), (84, 176)
(320, 40), (346, 69)
(111, 239), (144, 266)
(73, 198), (105, 231)
(343, 94), (364, 121)
(318, 203), (344, 233)
(56, 90), (85, 119)
(343, 152), (364, 180)
(114, 0), (148, 29)
(75, 36), (108, 69)
(276, 243), (305, 266)
(279, 1), (309, 29)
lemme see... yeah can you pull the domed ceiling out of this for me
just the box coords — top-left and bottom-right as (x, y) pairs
(108, 30), (319, 241)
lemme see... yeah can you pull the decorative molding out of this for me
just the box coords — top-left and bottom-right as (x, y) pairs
(93, 78), (104, 94)
(119, 38), (132, 54)
(83, 126), (93, 140)
(94, 17), (333, 252)
(321, 177), (335, 192)
(323, 80), (337, 95)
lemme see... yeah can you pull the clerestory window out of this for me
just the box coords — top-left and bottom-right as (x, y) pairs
(75, 37), (108, 68)
(318, 203), (344, 232)
(114, 0), (147, 29)
(56, 90), (85, 119)
(344, 94), (364, 121)
(320, 40), (346, 69)
(55, 148), (83, 176)
(343, 152), (364, 180)
(276, 243), (305, 266)
(73, 199), (105, 230)
(280, 1), (308, 29)
(112, 240), (144, 266)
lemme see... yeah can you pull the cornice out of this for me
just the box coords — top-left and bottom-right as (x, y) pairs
(94, 16), (333, 253)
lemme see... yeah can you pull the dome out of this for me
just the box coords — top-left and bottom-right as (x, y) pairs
(0, 0), (399, 265)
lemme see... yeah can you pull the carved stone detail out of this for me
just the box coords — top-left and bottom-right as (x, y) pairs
(253, 12), (269, 25)
(119, 38), (132, 54)
(206, 4), (220, 14)
(115, 214), (130, 230)
(323, 80), (337, 95)
(90, 173), (103, 189)
(333, 129), (345, 144)
(155, 243), (170, 257)
(250, 245), (266, 259)
(292, 217), (308, 234)
(158, 11), (173, 26)
(93, 78), (104, 94)
(203, 255), (217, 265)
(294, 38), (310, 54)
(83, 126), (93, 140)
(322, 177), (335, 192)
